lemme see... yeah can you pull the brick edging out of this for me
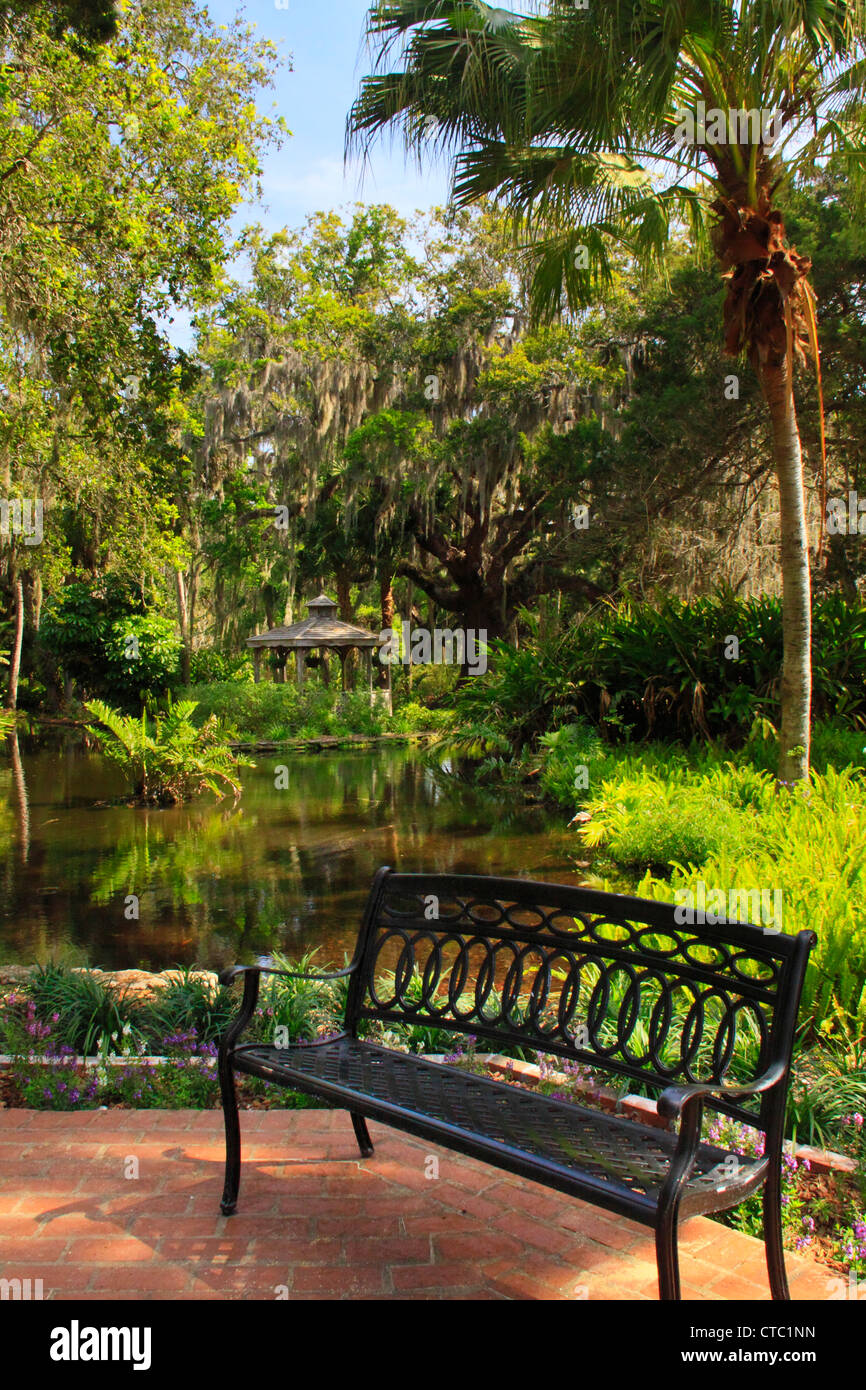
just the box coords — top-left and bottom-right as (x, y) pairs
(0, 1044), (856, 1177)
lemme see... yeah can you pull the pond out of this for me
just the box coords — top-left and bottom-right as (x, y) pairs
(0, 738), (586, 973)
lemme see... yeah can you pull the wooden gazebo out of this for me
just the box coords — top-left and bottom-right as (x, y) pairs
(246, 594), (390, 706)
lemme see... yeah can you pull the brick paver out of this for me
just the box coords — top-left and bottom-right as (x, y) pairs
(0, 1108), (836, 1301)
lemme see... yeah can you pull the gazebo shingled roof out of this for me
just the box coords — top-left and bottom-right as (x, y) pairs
(246, 593), (381, 651)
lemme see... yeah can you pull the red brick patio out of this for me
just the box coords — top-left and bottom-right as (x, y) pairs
(0, 1108), (835, 1300)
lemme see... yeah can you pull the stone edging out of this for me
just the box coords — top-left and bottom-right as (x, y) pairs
(0, 964), (219, 1002)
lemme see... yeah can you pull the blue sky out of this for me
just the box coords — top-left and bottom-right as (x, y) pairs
(206, 0), (451, 233)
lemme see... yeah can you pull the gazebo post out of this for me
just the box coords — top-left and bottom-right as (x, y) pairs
(295, 650), (305, 689)
(337, 648), (348, 693)
(252, 649), (261, 685)
(321, 648), (331, 689)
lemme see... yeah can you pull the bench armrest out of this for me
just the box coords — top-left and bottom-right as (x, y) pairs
(655, 1061), (788, 1218)
(657, 1061), (788, 1122)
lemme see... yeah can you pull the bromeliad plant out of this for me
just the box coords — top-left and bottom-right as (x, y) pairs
(85, 699), (252, 804)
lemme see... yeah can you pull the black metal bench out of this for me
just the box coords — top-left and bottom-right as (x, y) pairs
(217, 867), (814, 1300)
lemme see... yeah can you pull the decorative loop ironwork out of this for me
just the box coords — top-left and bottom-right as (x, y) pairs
(358, 876), (798, 1111)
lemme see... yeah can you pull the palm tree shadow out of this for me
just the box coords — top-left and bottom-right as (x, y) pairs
(37, 1133), (369, 1298)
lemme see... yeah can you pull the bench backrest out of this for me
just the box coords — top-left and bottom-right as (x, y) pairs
(345, 868), (815, 1128)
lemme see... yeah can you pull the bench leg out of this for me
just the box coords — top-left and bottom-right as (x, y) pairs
(350, 1111), (374, 1158)
(656, 1213), (681, 1300)
(219, 1058), (241, 1216)
(764, 1171), (790, 1300)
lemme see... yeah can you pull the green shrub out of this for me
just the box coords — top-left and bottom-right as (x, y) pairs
(41, 582), (180, 711)
(254, 951), (347, 1045)
(390, 701), (452, 733)
(581, 765), (765, 868)
(188, 648), (253, 684)
(184, 682), (313, 739)
(537, 721), (615, 806)
(182, 681), (448, 742)
(136, 969), (237, 1046)
(789, 1029), (866, 1155)
(102, 613), (181, 709)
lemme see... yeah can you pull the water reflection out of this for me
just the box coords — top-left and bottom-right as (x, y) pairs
(0, 742), (580, 972)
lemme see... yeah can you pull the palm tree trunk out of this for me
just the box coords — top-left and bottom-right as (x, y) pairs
(760, 358), (811, 782)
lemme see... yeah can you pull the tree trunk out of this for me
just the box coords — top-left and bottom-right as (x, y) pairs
(760, 358), (811, 782)
(7, 574), (24, 710)
(175, 569), (192, 685)
(188, 565), (198, 672)
(379, 564), (395, 630)
(336, 569), (352, 622)
(30, 573), (42, 632)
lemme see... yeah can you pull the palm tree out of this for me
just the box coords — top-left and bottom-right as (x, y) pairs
(350, 0), (866, 780)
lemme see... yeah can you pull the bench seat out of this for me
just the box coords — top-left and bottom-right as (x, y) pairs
(231, 1036), (768, 1221)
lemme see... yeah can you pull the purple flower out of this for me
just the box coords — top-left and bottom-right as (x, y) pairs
(853, 1221), (866, 1240)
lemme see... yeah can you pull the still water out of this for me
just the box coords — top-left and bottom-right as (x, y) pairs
(0, 740), (584, 973)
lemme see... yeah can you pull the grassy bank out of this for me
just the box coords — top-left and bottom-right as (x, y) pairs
(528, 725), (866, 1038)
(182, 682), (451, 743)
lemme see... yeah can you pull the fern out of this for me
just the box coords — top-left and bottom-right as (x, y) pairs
(85, 700), (253, 805)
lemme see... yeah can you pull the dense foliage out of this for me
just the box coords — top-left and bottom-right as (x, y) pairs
(449, 592), (866, 751)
